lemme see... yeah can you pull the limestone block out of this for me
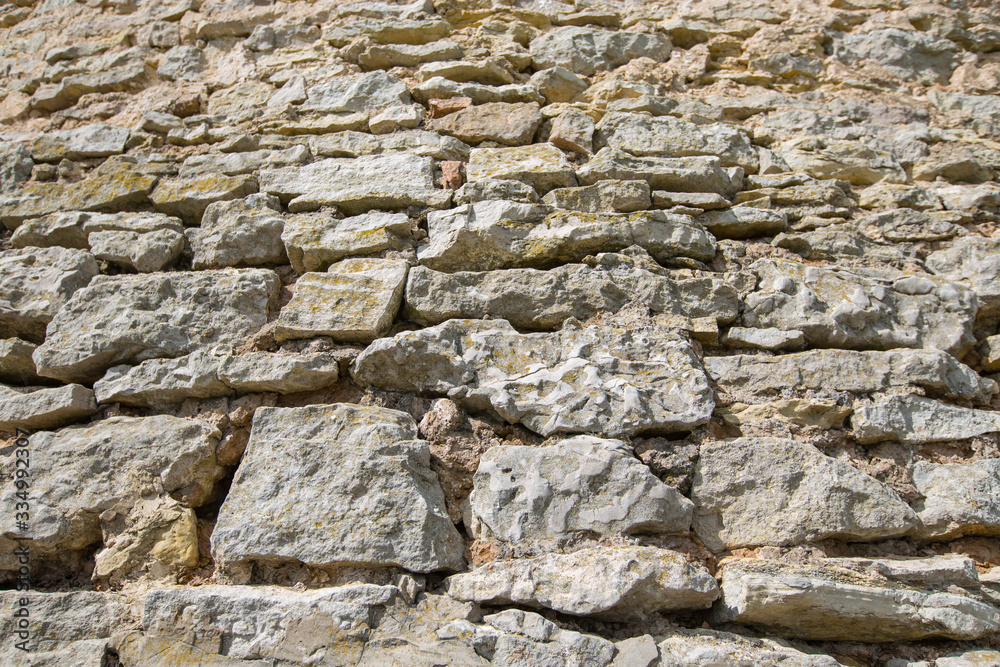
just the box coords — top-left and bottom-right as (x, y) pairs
(211, 404), (465, 573)
(352, 319), (715, 438)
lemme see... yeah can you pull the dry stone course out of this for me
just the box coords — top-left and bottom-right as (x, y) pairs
(3, 0), (1000, 663)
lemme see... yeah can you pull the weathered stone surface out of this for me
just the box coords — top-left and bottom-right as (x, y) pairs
(742, 260), (977, 355)
(150, 173), (258, 223)
(428, 102), (542, 146)
(282, 211), (411, 274)
(94, 349), (232, 407)
(275, 258), (408, 343)
(549, 110), (596, 154)
(79, 211), (183, 235)
(860, 208), (963, 243)
(0, 591), (126, 657)
(211, 404), (465, 573)
(30, 124), (128, 162)
(654, 191), (731, 210)
(136, 584), (400, 666)
(302, 71), (411, 113)
(542, 179), (651, 213)
(835, 28), (960, 85)
(157, 45), (205, 81)
(713, 558), (1000, 641)
(529, 67), (589, 105)
(656, 628), (844, 666)
(718, 399), (852, 429)
(416, 58), (515, 87)
(353, 319), (715, 437)
(699, 207), (786, 239)
(454, 178), (541, 205)
(530, 27), (671, 76)
(405, 249), (738, 329)
(912, 460), (1000, 540)
(0, 158), (158, 229)
(0, 383), (97, 430)
(773, 227), (912, 263)
(596, 112), (757, 171)
(359, 40), (464, 70)
(0, 416), (222, 567)
(179, 147), (311, 177)
(0, 142), (32, 193)
(410, 77), (545, 106)
(10, 211), (90, 249)
(0, 337), (39, 383)
(89, 228), (186, 273)
(259, 153), (451, 215)
(0, 247), (98, 342)
(33, 269), (279, 383)
(447, 546), (718, 620)
(312, 129), (470, 161)
(705, 349), (996, 404)
(324, 18), (451, 47)
(691, 437), (918, 551)
(187, 193), (287, 269)
(470, 437), (693, 543)
(466, 143), (577, 192)
(926, 236), (1000, 316)
(578, 148), (742, 197)
(853, 395), (1000, 445)
(776, 137), (906, 185)
(218, 352), (340, 393)
(417, 200), (716, 272)
(722, 326), (805, 351)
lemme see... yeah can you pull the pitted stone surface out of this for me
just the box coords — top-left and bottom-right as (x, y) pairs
(691, 438), (918, 551)
(0, 416), (222, 568)
(417, 200), (716, 272)
(33, 269), (279, 383)
(743, 259), (977, 355)
(352, 319), (715, 438)
(713, 558), (1000, 642)
(446, 546), (718, 621)
(470, 437), (694, 544)
(0, 246), (98, 342)
(405, 254), (738, 329)
(211, 404), (464, 573)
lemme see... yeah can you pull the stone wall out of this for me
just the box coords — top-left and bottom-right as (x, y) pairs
(1, 0), (1000, 664)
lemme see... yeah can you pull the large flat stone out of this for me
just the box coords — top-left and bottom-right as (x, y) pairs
(88, 228), (185, 273)
(352, 319), (715, 438)
(596, 112), (757, 171)
(275, 258), (408, 343)
(0, 591), (126, 657)
(446, 546), (718, 621)
(150, 173), (258, 224)
(281, 211), (411, 274)
(705, 349), (996, 405)
(301, 71), (411, 113)
(428, 102), (542, 146)
(405, 250), (738, 329)
(713, 558), (1000, 641)
(217, 352), (340, 394)
(691, 437), (918, 551)
(912, 460), (1000, 540)
(578, 148), (742, 197)
(466, 143), (577, 192)
(417, 200), (716, 272)
(211, 404), (464, 573)
(135, 584), (400, 666)
(33, 269), (279, 383)
(470, 437), (694, 544)
(0, 247), (98, 342)
(259, 153), (451, 215)
(0, 158), (158, 229)
(187, 193), (287, 269)
(852, 394), (1000, 445)
(31, 124), (129, 162)
(0, 383), (97, 430)
(0, 416), (222, 568)
(743, 259), (977, 355)
(530, 27), (671, 76)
